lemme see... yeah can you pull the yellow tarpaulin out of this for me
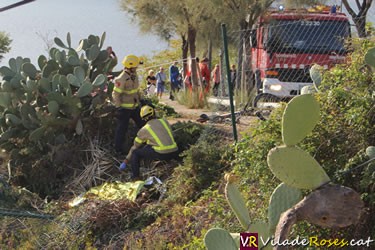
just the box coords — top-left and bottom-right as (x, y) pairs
(69, 180), (145, 207)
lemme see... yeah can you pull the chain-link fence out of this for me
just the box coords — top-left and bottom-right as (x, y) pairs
(225, 8), (351, 110)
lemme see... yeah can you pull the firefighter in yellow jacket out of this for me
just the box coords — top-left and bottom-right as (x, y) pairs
(113, 55), (146, 153)
(119, 105), (179, 180)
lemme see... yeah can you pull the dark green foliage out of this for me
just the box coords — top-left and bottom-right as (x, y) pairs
(232, 107), (284, 201)
(167, 125), (230, 204)
(155, 102), (179, 117)
(172, 121), (204, 152)
(0, 31), (11, 62)
(0, 33), (114, 197)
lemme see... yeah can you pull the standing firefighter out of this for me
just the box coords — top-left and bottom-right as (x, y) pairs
(119, 105), (179, 180)
(113, 55), (146, 154)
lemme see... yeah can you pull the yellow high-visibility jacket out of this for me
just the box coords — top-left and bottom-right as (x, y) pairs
(126, 118), (178, 161)
(112, 70), (141, 109)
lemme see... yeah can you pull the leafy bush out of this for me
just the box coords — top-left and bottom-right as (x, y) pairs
(167, 125), (231, 204)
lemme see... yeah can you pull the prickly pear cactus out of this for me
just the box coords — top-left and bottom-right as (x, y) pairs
(204, 175), (272, 250)
(364, 47), (375, 68)
(309, 64), (323, 90)
(224, 173), (251, 229)
(204, 228), (237, 250)
(249, 221), (272, 250)
(282, 94), (320, 146)
(300, 85), (316, 95)
(0, 32), (111, 151)
(268, 146), (330, 189)
(268, 183), (302, 233)
(366, 146), (375, 159)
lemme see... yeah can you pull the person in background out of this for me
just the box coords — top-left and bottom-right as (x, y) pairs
(230, 64), (237, 91)
(119, 105), (179, 180)
(156, 67), (167, 99)
(106, 46), (118, 75)
(169, 61), (180, 100)
(112, 54), (146, 154)
(199, 57), (211, 94)
(183, 69), (192, 91)
(211, 64), (221, 97)
(146, 69), (156, 96)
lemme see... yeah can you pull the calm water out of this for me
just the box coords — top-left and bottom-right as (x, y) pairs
(0, 0), (168, 71)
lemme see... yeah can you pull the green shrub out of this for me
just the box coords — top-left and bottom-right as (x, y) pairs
(167, 125), (231, 204)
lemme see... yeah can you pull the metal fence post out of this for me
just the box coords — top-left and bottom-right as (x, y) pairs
(221, 23), (238, 142)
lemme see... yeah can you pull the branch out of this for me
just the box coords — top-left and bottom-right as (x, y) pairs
(182, 7), (191, 26)
(356, 0), (361, 10)
(275, 184), (364, 248)
(358, 0), (373, 16)
(342, 0), (358, 18)
(0, 0), (35, 12)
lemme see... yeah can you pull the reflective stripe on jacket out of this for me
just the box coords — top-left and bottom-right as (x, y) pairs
(126, 118), (178, 160)
(112, 70), (140, 109)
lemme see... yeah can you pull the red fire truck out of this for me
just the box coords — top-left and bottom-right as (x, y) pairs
(251, 6), (351, 107)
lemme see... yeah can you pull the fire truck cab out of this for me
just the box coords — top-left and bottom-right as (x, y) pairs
(251, 6), (351, 106)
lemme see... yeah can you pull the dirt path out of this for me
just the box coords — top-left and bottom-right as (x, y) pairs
(159, 95), (258, 137)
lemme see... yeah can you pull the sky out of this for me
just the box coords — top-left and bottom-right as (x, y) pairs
(0, 0), (169, 71)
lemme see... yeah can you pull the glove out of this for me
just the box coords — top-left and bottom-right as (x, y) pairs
(119, 162), (127, 171)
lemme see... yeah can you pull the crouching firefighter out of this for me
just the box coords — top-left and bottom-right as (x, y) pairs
(119, 105), (179, 180)
(113, 54), (146, 154)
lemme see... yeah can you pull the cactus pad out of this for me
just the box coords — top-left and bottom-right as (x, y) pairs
(22, 62), (38, 79)
(364, 47), (375, 68)
(366, 146), (375, 159)
(300, 85), (316, 95)
(249, 221), (272, 250)
(230, 233), (240, 249)
(92, 74), (106, 87)
(225, 180), (251, 230)
(282, 94), (320, 146)
(0, 93), (11, 108)
(267, 145), (330, 189)
(268, 183), (302, 233)
(309, 64), (323, 89)
(204, 228), (237, 250)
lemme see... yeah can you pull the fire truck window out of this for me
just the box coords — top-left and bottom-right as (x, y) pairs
(267, 20), (350, 54)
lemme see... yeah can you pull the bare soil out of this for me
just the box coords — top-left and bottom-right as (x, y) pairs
(159, 95), (258, 138)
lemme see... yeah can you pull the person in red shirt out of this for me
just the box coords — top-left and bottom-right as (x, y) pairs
(199, 57), (211, 94)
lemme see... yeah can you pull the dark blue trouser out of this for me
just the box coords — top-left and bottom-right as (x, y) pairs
(114, 107), (145, 153)
(169, 80), (180, 100)
(130, 145), (178, 178)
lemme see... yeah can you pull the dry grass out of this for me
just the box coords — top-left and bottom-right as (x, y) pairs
(66, 138), (119, 193)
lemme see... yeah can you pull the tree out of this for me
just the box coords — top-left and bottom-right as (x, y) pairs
(121, 0), (217, 90)
(342, 0), (373, 38)
(0, 32), (12, 62)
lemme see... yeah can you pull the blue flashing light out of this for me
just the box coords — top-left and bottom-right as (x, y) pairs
(278, 5), (284, 11)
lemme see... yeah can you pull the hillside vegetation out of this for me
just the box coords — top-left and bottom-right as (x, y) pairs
(0, 35), (374, 249)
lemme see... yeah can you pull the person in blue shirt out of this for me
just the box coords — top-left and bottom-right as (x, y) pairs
(156, 67), (167, 99)
(169, 61), (180, 100)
